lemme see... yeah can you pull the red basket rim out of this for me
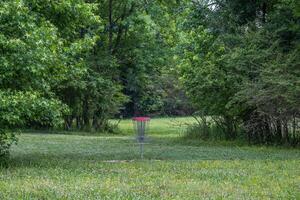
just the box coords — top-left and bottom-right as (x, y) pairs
(132, 117), (151, 122)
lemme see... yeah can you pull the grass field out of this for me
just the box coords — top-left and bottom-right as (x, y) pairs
(0, 118), (299, 199)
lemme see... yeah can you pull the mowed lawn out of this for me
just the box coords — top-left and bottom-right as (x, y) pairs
(0, 118), (299, 199)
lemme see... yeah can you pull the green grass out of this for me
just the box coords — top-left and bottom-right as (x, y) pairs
(1, 117), (299, 199)
(111, 117), (194, 135)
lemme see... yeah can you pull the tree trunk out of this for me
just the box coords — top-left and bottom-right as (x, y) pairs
(64, 116), (72, 130)
(76, 116), (81, 129)
(282, 120), (289, 144)
(275, 119), (282, 143)
(82, 95), (90, 130)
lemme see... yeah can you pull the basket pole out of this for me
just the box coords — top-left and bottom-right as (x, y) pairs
(140, 142), (144, 159)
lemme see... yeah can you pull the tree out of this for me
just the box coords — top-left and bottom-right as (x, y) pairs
(0, 0), (98, 163)
(178, 0), (300, 143)
(88, 0), (179, 117)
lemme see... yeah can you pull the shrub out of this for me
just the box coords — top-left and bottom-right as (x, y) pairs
(0, 129), (17, 165)
(0, 91), (69, 163)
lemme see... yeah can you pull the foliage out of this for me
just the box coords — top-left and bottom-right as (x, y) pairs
(0, 91), (68, 164)
(178, 0), (300, 144)
(0, 91), (68, 128)
(0, 0), (65, 92)
(92, 0), (175, 116)
(159, 71), (194, 116)
(0, 130), (16, 166)
(0, 0), (96, 162)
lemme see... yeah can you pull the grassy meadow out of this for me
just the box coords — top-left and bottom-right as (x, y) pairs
(0, 117), (299, 199)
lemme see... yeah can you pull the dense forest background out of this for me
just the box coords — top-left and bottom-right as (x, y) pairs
(1, 0), (299, 162)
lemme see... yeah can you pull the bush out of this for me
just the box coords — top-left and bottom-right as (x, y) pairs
(0, 91), (69, 164)
(0, 129), (17, 166)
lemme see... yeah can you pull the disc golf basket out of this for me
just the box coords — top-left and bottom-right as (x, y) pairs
(132, 117), (150, 159)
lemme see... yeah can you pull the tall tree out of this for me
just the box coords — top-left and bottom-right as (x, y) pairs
(178, 0), (300, 143)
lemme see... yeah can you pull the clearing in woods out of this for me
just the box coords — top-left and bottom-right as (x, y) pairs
(0, 117), (299, 199)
